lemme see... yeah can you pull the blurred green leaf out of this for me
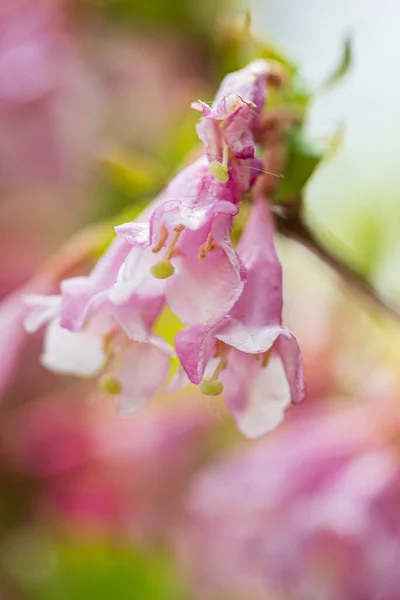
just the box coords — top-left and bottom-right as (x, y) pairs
(98, 149), (163, 197)
(274, 127), (323, 201)
(214, 21), (299, 80)
(23, 539), (187, 600)
(159, 110), (201, 173)
(75, 0), (228, 38)
(323, 36), (353, 88)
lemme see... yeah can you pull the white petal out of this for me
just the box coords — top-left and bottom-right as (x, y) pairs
(41, 319), (106, 377)
(234, 354), (291, 439)
(115, 341), (171, 416)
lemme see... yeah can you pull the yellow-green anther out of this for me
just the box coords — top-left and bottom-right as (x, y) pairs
(209, 161), (229, 183)
(151, 259), (175, 279)
(199, 379), (224, 396)
(100, 374), (122, 395)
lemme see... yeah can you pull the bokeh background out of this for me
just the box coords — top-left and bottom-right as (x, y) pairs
(1, 0), (400, 598)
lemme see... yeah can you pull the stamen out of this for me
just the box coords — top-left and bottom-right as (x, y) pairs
(262, 349), (272, 368)
(198, 233), (217, 260)
(164, 225), (184, 260)
(152, 225), (168, 253)
(150, 259), (175, 279)
(199, 346), (230, 396)
(213, 339), (227, 358)
(151, 224), (184, 279)
(209, 141), (229, 183)
(100, 373), (122, 395)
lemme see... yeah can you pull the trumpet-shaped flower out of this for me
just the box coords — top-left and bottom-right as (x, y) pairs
(175, 197), (305, 438)
(24, 237), (172, 415)
(191, 60), (270, 182)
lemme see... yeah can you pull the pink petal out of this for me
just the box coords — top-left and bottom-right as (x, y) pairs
(24, 294), (61, 333)
(233, 196), (283, 327)
(113, 297), (165, 341)
(90, 238), (131, 283)
(60, 238), (130, 331)
(115, 341), (171, 416)
(114, 222), (151, 248)
(213, 60), (269, 114)
(224, 104), (256, 159)
(276, 329), (306, 405)
(166, 214), (245, 326)
(194, 61), (269, 162)
(175, 325), (216, 384)
(216, 319), (283, 354)
(109, 246), (165, 306)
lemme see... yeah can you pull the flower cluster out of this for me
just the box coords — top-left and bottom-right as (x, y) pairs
(24, 61), (305, 438)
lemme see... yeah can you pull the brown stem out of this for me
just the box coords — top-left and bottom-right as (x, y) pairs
(274, 209), (400, 323)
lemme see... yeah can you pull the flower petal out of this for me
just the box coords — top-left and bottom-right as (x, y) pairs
(41, 319), (106, 377)
(114, 222), (151, 247)
(216, 319), (283, 354)
(113, 298), (165, 342)
(109, 246), (165, 305)
(24, 294), (61, 333)
(194, 61), (269, 162)
(166, 214), (245, 326)
(115, 342), (171, 416)
(175, 325), (216, 384)
(163, 365), (190, 394)
(222, 349), (292, 439)
(233, 196), (283, 327)
(60, 238), (130, 331)
(276, 329), (306, 405)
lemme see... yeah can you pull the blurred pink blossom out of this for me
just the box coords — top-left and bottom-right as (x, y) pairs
(179, 397), (400, 600)
(0, 0), (98, 186)
(1, 390), (214, 537)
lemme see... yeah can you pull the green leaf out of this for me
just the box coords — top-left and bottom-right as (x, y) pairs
(323, 36), (353, 88)
(274, 127), (323, 201)
(20, 539), (188, 600)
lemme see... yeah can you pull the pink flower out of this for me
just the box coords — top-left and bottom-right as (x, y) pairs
(0, 0), (98, 185)
(115, 156), (251, 326)
(24, 238), (172, 415)
(3, 389), (213, 536)
(0, 1), (65, 105)
(191, 60), (269, 182)
(180, 400), (400, 600)
(175, 197), (304, 438)
(0, 293), (27, 398)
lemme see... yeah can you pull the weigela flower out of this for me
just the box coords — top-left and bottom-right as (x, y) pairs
(175, 197), (305, 438)
(24, 237), (172, 415)
(191, 60), (270, 182)
(114, 156), (259, 326)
